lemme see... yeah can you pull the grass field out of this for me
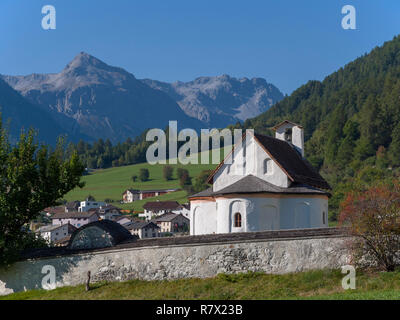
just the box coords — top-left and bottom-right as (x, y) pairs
(64, 148), (231, 212)
(2, 269), (400, 300)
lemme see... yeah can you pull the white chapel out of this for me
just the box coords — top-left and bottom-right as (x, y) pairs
(189, 120), (331, 235)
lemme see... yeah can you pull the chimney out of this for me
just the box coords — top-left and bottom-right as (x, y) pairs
(272, 120), (304, 157)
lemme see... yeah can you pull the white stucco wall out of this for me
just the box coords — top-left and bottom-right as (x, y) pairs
(190, 195), (328, 236)
(190, 201), (217, 235)
(213, 134), (289, 192)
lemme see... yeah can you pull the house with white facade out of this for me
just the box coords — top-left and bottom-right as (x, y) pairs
(38, 223), (76, 244)
(115, 215), (138, 226)
(78, 200), (106, 212)
(125, 221), (160, 239)
(140, 201), (182, 221)
(189, 120), (331, 236)
(51, 211), (99, 228)
(122, 189), (178, 203)
(152, 213), (190, 234)
(93, 204), (122, 221)
(173, 204), (190, 219)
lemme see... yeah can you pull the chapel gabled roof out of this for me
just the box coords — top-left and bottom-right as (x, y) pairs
(253, 133), (330, 190)
(271, 120), (303, 131)
(189, 175), (330, 198)
(206, 131), (331, 190)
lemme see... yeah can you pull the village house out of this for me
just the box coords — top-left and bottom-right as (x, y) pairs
(53, 235), (72, 247)
(91, 204), (122, 221)
(152, 213), (190, 234)
(42, 206), (66, 217)
(51, 211), (99, 228)
(189, 121), (331, 236)
(115, 215), (139, 226)
(125, 221), (160, 239)
(175, 203), (190, 219)
(78, 200), (106, 212)
(122, 188), (178, 203)
(140, 201), (182, 220)
(65, 201), (80, 212)
(37, 223), (77, 244)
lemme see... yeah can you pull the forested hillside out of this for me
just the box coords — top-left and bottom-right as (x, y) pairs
(241, 35), (400, 220)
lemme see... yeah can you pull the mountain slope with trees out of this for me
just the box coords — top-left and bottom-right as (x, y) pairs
(241, 35), (400, 219)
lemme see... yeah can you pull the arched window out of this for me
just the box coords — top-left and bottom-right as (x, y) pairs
(322, 211), (326, 225)
(264, 158), (272, 174)
(234, 212), (242, 228)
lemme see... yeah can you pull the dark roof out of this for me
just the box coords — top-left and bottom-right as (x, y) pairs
(180, 203), (190, 210)
(93, 204), (122, 214)
(42, 206), (66, 215)
(101, 204), (120, 210)
(38, 223), (77, 233)
(190, 175), (330, 198)
(253, 133), (330, 189)
(143, 201), (181, 211)
(124, 189), (140, 194)
(53, 235), (72, 246)
(38, 224), (64, 233)
(272, 120), (303, 130)
(65, 201), (80, 210)
(152, 212), (189, 222)
(51, 211), (98, 219)
(115, 215), (138, 222)
(125, 221), (160, 230)
(124, 188), (178, 195)
(68, 220), (136, 249)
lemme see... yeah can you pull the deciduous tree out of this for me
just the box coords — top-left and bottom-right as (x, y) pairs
(339, 180), (400, 271)
(0, 125), (85, 267)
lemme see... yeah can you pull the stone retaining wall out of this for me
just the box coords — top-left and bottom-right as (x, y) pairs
(0, 228), (351, 296)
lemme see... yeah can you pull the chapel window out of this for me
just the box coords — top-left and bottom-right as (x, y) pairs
(234, 212), (242, 228)
(263, 158), (271, 174)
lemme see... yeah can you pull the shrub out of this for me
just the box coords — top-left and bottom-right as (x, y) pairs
(339, 180), (400, 271)
(163, 165), (174, 181)
(139, 168), (149, 182)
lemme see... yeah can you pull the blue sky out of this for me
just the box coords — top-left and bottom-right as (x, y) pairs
(0, 0), (399, 94)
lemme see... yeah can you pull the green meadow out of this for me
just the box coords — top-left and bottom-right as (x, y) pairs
(3, 269), (400, 300)
(64, 147), (231, 212)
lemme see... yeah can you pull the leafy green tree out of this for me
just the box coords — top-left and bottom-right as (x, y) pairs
(389, 123), (400, 167)
(0, 126), (85, 267)
(176, 168), (186, 180)
(86, 195), (96, 201)
(163, 165), (174, 181)
(139, 168), (149, 182)
(131, 175), (138, 182)
(179, 170), (192, 188)
(193, 170), (213, 193)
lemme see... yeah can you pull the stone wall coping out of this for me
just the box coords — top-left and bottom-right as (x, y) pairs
(19, 227), (348, 262)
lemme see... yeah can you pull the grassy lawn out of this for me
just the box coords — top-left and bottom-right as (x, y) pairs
(64, 148), (231, 211)
(3, 269), (400, 300)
